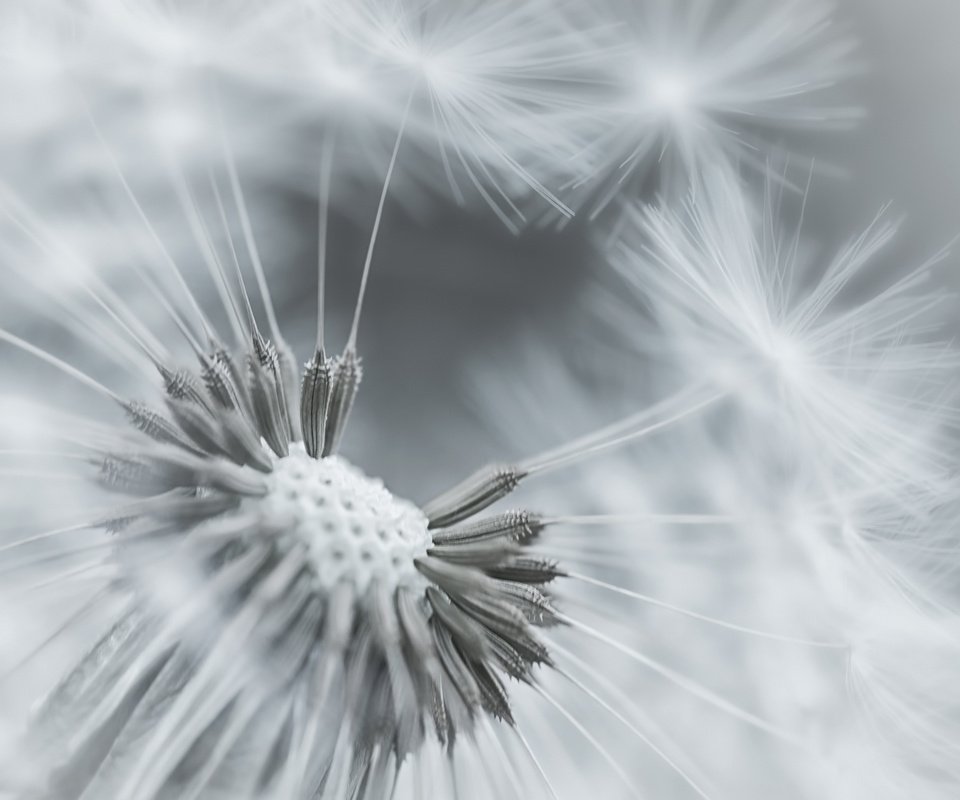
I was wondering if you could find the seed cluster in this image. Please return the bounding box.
[26,318,563,798]
[257,447,431,593]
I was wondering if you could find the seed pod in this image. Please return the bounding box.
[249,335,291,458]
[322,350,362,457]
[424,465,527,529]
[300,350,333,459]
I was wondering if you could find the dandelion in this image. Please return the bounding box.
[297,0,601,227]
[609,165,957,507]
[2,3,959,799]
[569,0,859,215]
[591,165,960,797]
[0,108,832,797]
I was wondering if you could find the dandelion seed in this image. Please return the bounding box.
[308,0,603,226]
[570,0,859,214]
[610,165,957,504]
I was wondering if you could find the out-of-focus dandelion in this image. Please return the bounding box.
[589,162,960,797]
[298,0,601,227]
[568,0,859,215]
[610,166,957,507]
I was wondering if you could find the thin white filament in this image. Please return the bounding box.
[533,684,639,794]
[566,571,848,647]
[346,84,417,353]
[554,612,804,745]
[217,110,282,342]
[553,656,712,799]
[0,189,167,369]
[82,103,213,342]
[479,716,529,799]
[510,725,561,800]
[0,521,92,556]
[317,128,337,351]
[208,169,258,338]
[551,639,714,799]
[165,155,246,346]
[0,329,121,404]
[521,386,727,475]
[542,512,739,527]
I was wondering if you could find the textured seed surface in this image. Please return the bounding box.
[255,444,432,592]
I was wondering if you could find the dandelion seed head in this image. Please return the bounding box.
[2,3,958,797]
[570,0,859,213]
[307,0,600,223]
[0,265,568,795]
[609,166,956,499]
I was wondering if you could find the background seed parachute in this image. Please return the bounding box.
[0,1,958,799]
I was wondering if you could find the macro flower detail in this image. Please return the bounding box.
[0,219,578,796]
[0,170,733,797]
[2,3,960,800]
